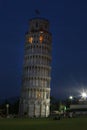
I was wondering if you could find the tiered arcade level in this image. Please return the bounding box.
[19,18,52,117]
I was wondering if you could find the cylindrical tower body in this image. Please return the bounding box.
[19,18,52,117]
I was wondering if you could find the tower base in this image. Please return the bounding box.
[19,99,50,117]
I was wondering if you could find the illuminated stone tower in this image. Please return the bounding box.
[19,17,52,117]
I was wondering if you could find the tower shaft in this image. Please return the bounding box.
[19,18,52,117]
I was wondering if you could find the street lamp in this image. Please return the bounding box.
[6,104,9,117]
[69,96,73,100]
[69,96,73,104]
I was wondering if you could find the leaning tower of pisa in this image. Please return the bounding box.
[19,17,52,117]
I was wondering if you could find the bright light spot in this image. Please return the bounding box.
[29,37,33,43]
[69,96,73,100]
[40,31,43,33]
[39,35,43,43]
[81,92,87,98]
[6,104,9,108]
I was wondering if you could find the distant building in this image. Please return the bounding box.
[19,17,52,117]
[68,98,87,116]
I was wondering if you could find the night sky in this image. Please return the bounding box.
[0,0,87,99]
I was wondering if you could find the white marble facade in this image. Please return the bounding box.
[19,18,52,117]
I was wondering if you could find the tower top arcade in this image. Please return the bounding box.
[29,18,50,32]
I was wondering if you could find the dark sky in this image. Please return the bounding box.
[0,0,87,99]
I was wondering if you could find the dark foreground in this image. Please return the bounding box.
[0,117,87,130]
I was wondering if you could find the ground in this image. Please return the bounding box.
[0,117,87,130]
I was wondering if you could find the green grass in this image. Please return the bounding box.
[0,117,87,130]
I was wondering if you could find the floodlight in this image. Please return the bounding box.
[81,92,87,98]
[69,96,73,100]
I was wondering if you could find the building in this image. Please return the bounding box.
[19,17,52,117]
[68,97,87,117]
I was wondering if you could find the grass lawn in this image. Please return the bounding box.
[0,117,87,130]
